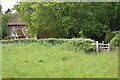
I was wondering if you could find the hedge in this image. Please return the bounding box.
[0,38,96,53]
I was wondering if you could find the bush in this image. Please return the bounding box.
[105,31,120,43]
[62,39,96,53]
[83,43,96,53]
[0,38,96,53]
[110,34,120,47]
[4,36,9,40]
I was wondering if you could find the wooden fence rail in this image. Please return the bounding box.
[91,41,110,52]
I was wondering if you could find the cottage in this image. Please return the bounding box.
[7,14,29,39]
[7,14,51,39]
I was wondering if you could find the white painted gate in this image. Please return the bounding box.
[92,41,110,52]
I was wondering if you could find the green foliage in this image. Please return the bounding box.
[110,34,120,47]
[2,13,12,39]
[82,22,109,41]
[0,5,1,12]
[105,31,120,43]
[0,38,95,53]
[14,2,120,41]
[0,5,1,43]
[83,43,96,53]
[61,38,96,53]
[4,36,9,40]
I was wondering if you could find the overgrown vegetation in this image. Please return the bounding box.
[0,38,96,53]
[2,43,118,78]
[105,31,120,43]
[110,34,120,47]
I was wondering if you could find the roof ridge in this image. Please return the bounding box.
[7,14,26,26]
[8,14,17,23]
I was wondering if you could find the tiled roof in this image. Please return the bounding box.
[7,14,26,26]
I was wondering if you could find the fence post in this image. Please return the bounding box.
[102,41,104,44]
[108,43,110,51]
[96,41,99,52]
[34,36,37,39]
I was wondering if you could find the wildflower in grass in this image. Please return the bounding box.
[20,71,23,73]
[87,71,89,73]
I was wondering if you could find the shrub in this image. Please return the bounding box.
[110,34,120,47]
[105,31,120,43]
[4,36,9,40]
[0,38,96,53]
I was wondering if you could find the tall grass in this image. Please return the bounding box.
[2,43,118,78]
[0,43,2,79]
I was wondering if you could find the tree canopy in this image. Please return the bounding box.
[14,2,120,41]
[2,9,12,39]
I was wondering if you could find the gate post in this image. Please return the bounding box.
[108,43,110,51]
[96,41,99,52]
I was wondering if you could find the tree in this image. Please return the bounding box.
[0,5,2,39]
[0,5,2,12]
[14,2,119,41]
[2,9,12,39]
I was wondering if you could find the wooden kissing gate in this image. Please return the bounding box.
[91,41,110,52]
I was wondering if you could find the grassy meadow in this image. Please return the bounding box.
[2,43,118,78]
